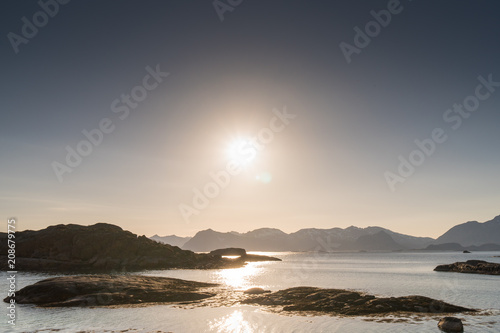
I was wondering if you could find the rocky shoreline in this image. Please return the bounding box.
[4,275,475,317]
[434,260,500,275]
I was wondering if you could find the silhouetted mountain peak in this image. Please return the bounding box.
[339,230,403,251]
[434,215,500,247]
[246,228,287,238]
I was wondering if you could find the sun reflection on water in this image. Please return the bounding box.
[209,310,255,333]
[215,262,262,290]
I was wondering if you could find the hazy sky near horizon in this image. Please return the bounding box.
[1,0,499,238]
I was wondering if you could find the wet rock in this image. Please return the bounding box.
[242,287,475,316]
[434,260,500,275]
[7,276,476,317]
[438,317,464,332]
[244,287,270,294]
[3,275,218,307]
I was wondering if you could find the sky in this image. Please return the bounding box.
[1,0,499,238]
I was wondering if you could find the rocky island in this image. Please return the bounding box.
[0,223,279,272]
[434,260,500,275]
[241,287,474,315]
[4,275,218,307]
[209,248,281,262]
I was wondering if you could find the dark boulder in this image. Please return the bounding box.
[438,317,464,332]
[244,287,270,294]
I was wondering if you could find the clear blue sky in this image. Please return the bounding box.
[1,0,499,237]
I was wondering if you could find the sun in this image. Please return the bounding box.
[225,137,257,166]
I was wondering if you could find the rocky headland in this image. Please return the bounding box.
[0,223,279,272]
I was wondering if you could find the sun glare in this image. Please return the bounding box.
[216,262,262,289]
[225,138,257,166]
[209,310,255,333]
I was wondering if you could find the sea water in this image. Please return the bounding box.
[1,251,499,332]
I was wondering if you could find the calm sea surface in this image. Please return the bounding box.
[2,251,500,332]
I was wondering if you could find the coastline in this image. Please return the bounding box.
[2,251,500,332]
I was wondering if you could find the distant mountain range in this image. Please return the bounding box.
[150,215,500,252]
[150,234,191,248]
[180,227,433,252]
